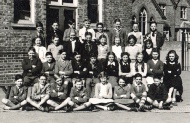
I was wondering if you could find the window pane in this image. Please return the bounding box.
[88,0,98,23]
[63,0,73,3]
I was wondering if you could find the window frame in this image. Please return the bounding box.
[48,0,77,7]
[139,8,147,35]
[181,6,187,19]
[159,4,166,16]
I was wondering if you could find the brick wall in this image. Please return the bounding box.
[0,0,47,83]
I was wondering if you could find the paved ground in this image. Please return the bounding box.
[0,71,190,123]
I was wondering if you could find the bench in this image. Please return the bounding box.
[0,83,15,99]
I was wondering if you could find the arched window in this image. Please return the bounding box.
[139,8,147,35]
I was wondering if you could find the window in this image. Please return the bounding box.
[181,6,187,19]
[132,15,137,25]
[139,8,147,35]
[88,0,98,23]
[63,0,73,3]
[159,4,166,16]
[14,0,35,24]
[48,0,77,6]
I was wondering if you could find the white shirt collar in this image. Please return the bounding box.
[108,61,115,66]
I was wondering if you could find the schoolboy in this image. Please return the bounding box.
[146,75,171,110]
[2,74,27,110]
[130,73,147,111]
[47,75,71,111]
[79,19,96,43]
[27,73,50,111]
[68,79,91,111]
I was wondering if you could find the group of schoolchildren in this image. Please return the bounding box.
[1,18,183,112]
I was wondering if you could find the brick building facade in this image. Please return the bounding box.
[0,0,132,83]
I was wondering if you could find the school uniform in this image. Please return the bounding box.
[86,61,102,97]
[70,86,89,105]
[63,28,78,42]
[64,38,82,60]
[79,27,96,43]
[147,83,168,102]
[9,86,27,104]
[147,59,163,84]
[97,44,109,63]
[22,57,42,86]
[142,48,152,63]
[33,46,47,63]
[41,61,56,83]
[31,83,50,101]
[47,43,63,60]
[114,85,134,104]
[103,60,119,87]
[109,28,126,46]
[71,59,87,78]
[163,62,183,94]
[125,45,141,62]
[49,83,68,103]
[81,41,98,61]
[112,45,124,60]
[119,61,133,84]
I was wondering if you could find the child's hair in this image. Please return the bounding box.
[150,21,157,26]
[90,52,98,58]
[153,75,162,80]
[28,47,36,53]
[106,52,117,61]
[134,73,142,79]
[135,52,145,72]
[32,36,43,45]
[75,78,83,84]
[39,73,47,79]
[73,51,81,56]
[127,34,137,44]
[144,39,153,49]
[99,34,107,41]
[52,35,60,41]
[151,48,160,54]
[98,71,108,79]
[46,52,53,57]
[58,49,67,55]
[96,22,104,28]
[120,52,131,63]
[68,19,75,25]
[52,21,59,25]
[133,22,138,26]
[166,50,179,63]
[36,21,43,28]
[85,32,92,37]
[114,18,121,23]
[83,18,91,23]
[118,76,126,83]
[15,74,23,81]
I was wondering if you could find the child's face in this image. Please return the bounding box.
[152,52,159,60]
[70,32,76,41]
[135,77,142,85]
[36,27,43,33]
[35,38,42,46]
[15,79,23,88]
[108,54,114,62]
[90,57,97,63]
[146,41,152,49]
[46,55,53,63]
[122,55,129,63]
[100,77,107,84]
[52,23,59,31]
[39,76,47,86]
[154,78,161,86]
[137,54,143,63]
[100,38,107,46]
[97,25,103,32]
[86,35,92,41]
[75,81,83,90]
[114,38,121,46]
[28,50,36,59]
[60,52,67,60]
[53,37,59,45]
[133,24,138,32]
[75,54,81,61]
[115,22,121,30]
[84,21,90,28]
[129,38,135,46]
[56,78,63,86]
[150,23,157,31]
[169,53,175,62]
[69,23,75,29]
[118,79,126,87]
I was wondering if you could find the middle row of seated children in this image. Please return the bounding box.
[2,72,172,112]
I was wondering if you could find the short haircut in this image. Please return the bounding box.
[99,34,107,40]
[45,52,53,57]
[36,21,43,28]
[98,71,108,79]
[52,21,59,25]
[150,21,157,26]
[39,73,47,79]
[153,75,162,80]
[152,48,159,54]
[90,53,98,58]
[85,32,92,37]
[75,78,83,84]
[128,34,137,44]
[59,49,67,55]
[96,22,104,28]
[28,47,36,53]
[83,18,91,23]
[15,74,23,81]
[133,22,139,25]
[68,19,75,25]
[114,18,121,23]
[73,51,81,56]
[134,73,142,78]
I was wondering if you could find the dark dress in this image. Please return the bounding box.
[163,62,183,95]
[142,49,152,63]
[71,59,87,78]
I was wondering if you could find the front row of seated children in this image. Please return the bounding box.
[2,72,173,112]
